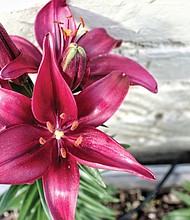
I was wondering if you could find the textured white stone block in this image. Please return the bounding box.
[1,0,190,160]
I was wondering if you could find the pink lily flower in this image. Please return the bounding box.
[0,23,42,81]
[35,0,157,93]
[0,34,155,220]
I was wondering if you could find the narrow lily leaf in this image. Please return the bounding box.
[182,182,190,192]
[78,191,118,217]
[76,70,129,127]
[78,28,122,59]
[36,179,53,220]
[80,173,107,195]
[35,202,48,220]
[90,54,158,93]
[79,164,106,188]
[162,208,190,220]
[10,81,32,98]
[18,184,38,220]
[121,143,131,149]
[173,190,190,206]
[0,185,28,213]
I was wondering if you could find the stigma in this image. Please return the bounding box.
[54,130,64,140]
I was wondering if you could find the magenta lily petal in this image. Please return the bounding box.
[0,124,52,184]
[0,79,11,89]
[11,35,42,65]
[0,23,20,68]
[75,71,129,127]
[67,127,155,181]
[43,153,79,220]
[0,88,34,127]
[90,54,158,93]
[32,34,78,124]
[1,51,39,79]
[35,0,76,54]
[0,25,40,80]
[78,28,122,59]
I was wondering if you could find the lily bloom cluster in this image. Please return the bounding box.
[0,0,157,220]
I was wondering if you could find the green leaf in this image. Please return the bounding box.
[29,200,48,220]
[36,179,53,220]
[182,182,190,192]
[0,185,28,213]
[162,208,190,220]
[18,184,39,220]
[173,190,190,206]
[121,143,130,149]
[79,165,106,188]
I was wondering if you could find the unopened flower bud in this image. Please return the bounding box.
[61,43,89,90]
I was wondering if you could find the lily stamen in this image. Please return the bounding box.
[74,135,83,147]
[66,15,73,19]
[39,137,46,145]
[60,147,67,158]
[70,121,79,131]
[60,113,66,119]
[53,21,64,25]
[80,17,85,28]
[46,121,55,133]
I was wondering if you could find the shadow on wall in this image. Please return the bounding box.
[69,6,136,41]
[69,5,182,44]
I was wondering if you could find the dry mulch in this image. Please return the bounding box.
[105,186,186,220]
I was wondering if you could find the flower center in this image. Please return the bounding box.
[38,115,83,159]
[54,130,64,140]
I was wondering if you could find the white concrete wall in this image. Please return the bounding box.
[1,0,190,161]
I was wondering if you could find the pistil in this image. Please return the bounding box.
[54,130,64,140]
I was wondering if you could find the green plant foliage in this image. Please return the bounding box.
[162,208,190,220]
[162,182,190,220]
[0,166,119,220]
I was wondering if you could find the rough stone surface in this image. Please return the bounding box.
[1,0,190,163]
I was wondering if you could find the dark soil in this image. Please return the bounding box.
[105,186,187,220]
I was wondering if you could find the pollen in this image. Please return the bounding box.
[60,148,67,158]
[74,135,83,147]
[80,16,85,28]
[54,21,64,25]
[54,130,64,140]
[46,121,54,133]
[60,113,66,119]
[39,137,46,145]
[63,28,72,37]
[70,121,79,131]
